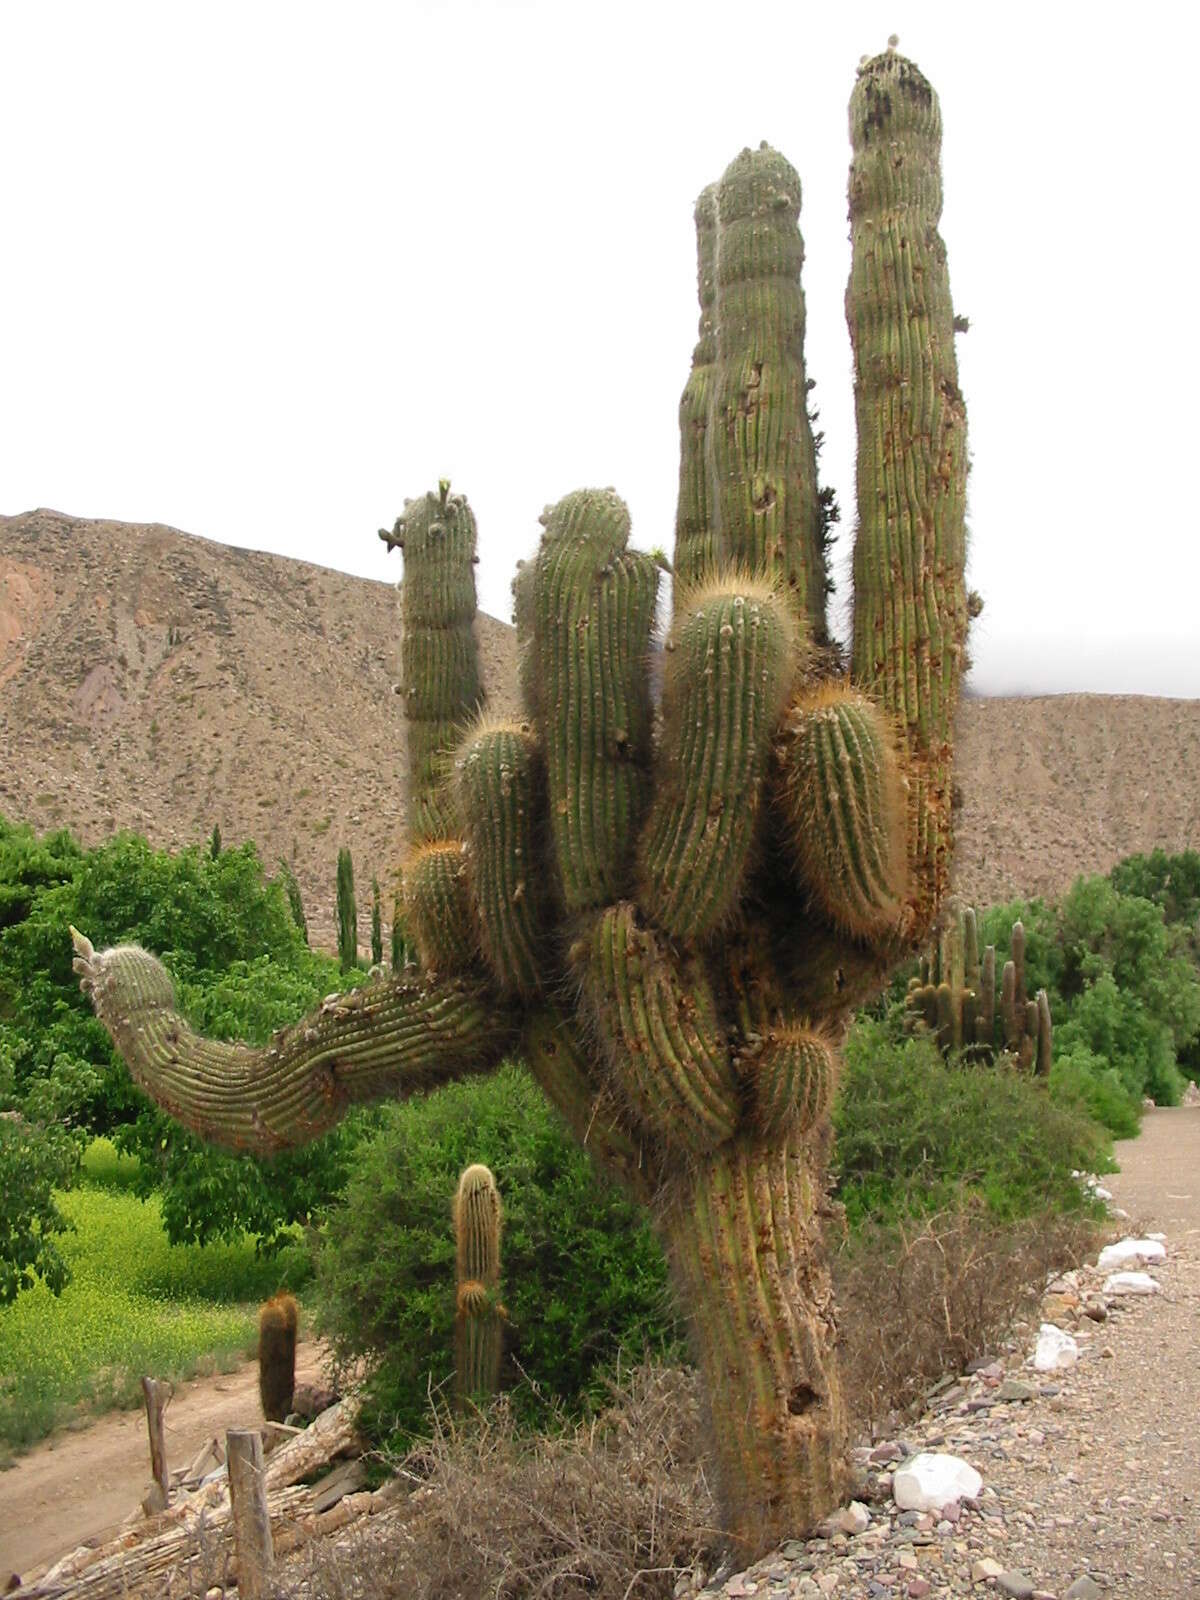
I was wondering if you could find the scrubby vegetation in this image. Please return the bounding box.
[0,1140,305,1454]
[1,812,1194,1481]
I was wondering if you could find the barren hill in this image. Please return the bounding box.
[1,509,1196,945]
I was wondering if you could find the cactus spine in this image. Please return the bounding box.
[453,1164,504,1406]
[74,44,971,1558]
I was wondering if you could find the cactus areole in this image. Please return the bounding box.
[72,47,970,1558]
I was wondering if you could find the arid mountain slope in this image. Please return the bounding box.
[1,509,1196,944]
[0,509,517,948]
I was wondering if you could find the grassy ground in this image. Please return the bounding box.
[0,1140,306,1459]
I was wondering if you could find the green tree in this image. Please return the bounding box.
[336,848,357,974]
[1110,848,1200,931]
[275,857,308,945]
[209,823,222,860]
[0,820,364,1258]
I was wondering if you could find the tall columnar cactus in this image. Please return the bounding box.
[71,46,971,1557]
[907,903,1053,1073]
[453,1163,504,1406]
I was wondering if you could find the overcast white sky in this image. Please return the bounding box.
[2,2,1197,697]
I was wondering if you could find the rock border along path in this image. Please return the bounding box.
[687,1106,1200,1600]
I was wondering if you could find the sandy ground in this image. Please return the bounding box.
[0,1339,329,1581]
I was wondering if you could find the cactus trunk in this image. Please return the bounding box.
[657,1135,847,1555]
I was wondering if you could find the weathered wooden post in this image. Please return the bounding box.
[226,1428,274,1599]
[140,1376,172,1510]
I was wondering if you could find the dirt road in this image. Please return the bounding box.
[0,1340,328,1581]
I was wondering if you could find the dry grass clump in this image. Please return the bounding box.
[835,1205,1100,1428]
[283,1364,720,1600]
[265,1211,1094,1598]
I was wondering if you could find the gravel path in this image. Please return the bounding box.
[694,1106,1200,1600]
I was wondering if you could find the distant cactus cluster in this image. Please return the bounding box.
[906,902,1052,1073]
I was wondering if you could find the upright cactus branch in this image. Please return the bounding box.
[847,49,968,919]
[74,43,972,1559]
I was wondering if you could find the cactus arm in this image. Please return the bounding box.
[531,489,658,912]
[673,184,720,598]
[387,484,483,847]
[846,49,968,926]
[584,902,740,1156]
[777,683,910,944]
[708,146,827,637]
[454,717,549,997]
[71,930,517,1156]
[641,576,796,939]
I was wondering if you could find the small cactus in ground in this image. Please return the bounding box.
[258,1292,298,1423]
[906,902,1052,1074]
[73,45,973,1557]
[453,1164,504,1406]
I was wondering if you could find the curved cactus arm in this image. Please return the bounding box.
[846,48,968,926]
[776,682,910,946]
[71,929,518,1156]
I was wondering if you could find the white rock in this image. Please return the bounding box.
[1092,1185,1113,1201]
[1147,1231,1167,1243]
[1034,1322,1079,1371]
[1103,1271,1160,1296]
[892,1452,982,1512]
[1097,1237,1166,1270]
[1110,1207,1130,1219]
[822,1500,870,1536]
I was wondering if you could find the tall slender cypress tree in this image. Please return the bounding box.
[336,847,357,974]
[371,876,383,967]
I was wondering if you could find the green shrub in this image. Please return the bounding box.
[1049,1043,1141,1140]
[313,1064,681,1447]
[832,1012,1110,1228]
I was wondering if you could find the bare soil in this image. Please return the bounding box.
[0,1340,328,1580]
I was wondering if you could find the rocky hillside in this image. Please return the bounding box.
[2,509,1196,944]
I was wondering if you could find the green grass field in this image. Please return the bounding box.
[0,1140,307,1458]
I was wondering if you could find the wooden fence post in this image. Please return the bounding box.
[227,1427,274,1599]
[141,1376,172,1509]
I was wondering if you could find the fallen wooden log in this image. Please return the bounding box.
[11,1397,362,1599]
[264,1396,360,1491]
